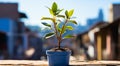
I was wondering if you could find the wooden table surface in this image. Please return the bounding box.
[0,60,120,66]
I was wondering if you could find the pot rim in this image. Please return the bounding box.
[46,50,71,56]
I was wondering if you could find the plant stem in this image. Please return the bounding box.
[53,16,61,49]
[58,19,68,49]
[53,16,68,49]
[58,37,61,49]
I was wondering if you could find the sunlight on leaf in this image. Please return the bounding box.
[63,35,74,39]
[68,9,74,17]
[61,26,66,34]
[46,6,54,16]
[66,26,74,30]
[41,17,54,21]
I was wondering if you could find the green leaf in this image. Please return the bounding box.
[49,9,54,16]
[57,15,65,18]
[41,17,53,21]
[58,27,62,33]
[45,32,54,39]
[69,20,77,24]
[63,35,74,39]
[66,26,74,30]
[65,10,69,19]
[56,9,64,15]
[61,27,66,34]
[68,9,74,17]
[42,22,51,27]
[48,8,54,16]
[52,2,57,12]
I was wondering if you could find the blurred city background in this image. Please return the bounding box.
[0,0,120,61]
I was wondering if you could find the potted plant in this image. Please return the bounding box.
[41,2,77,66]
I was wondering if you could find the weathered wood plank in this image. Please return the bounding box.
[0,60,120,66]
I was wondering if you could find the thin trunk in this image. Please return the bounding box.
[53,16,61,49]
[58,19,68,49]
[58,40,61,49]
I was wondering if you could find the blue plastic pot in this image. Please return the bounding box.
[46,50,71,66]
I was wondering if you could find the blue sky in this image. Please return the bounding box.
[0,0,120,27]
